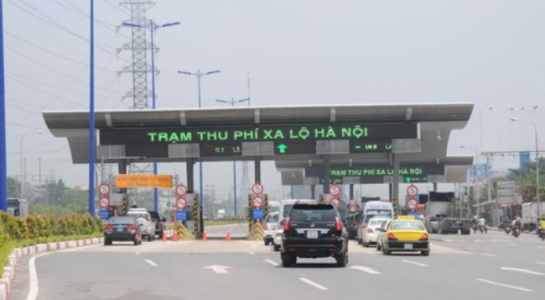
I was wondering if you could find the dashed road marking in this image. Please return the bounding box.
[300,278,328,291]
[350,265,381,274]
[537,261,545,265]
[500,267,544,276]
[135,252,141,256]
[265,259,279,266]
[480,253,496,257]
[145,259,158,267]
[477,279,533,292]
[401,259,428,267]
[248,252,255,255]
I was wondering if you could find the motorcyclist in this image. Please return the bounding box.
[512,217,522,236]
[477,216,487,233]
[538,218,545,237]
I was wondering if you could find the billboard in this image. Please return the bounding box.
[496,181,515,205]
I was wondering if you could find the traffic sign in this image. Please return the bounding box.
[175,184,188,196]
[98,197,110,209]
[252,196,264,208]
[176,210,187,221]
[251,183,264,195]
[406,184,419,197]
[176,197,188,210]
[407,198,418,210]
[98,209,110,221]
[330,197,341,209]
[98,183,110,195]
[329,184,341,196]
[253,209,264,220]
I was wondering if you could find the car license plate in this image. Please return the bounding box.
[116,227,124,232]
[307,230,318,239]
[404,243,413,250]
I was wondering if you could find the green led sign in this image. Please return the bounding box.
[350,140,392,153]
[274,141,316,155]
[100,123,417,145]
[200,142,242,157]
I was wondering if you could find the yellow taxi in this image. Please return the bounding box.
[377,216,430,256]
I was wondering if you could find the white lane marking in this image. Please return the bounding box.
[537,261,545,265]
[401,259,428,267]
[25,252,50,300]
[145,259,158,267]
[248,252,255,255]
[480,253,496,257]
[300,278,328,291]
[500,267,544,276]
[205,265,231,274]
[135,252,141,256]
[265,259,279,266]
[350,265,381,274]
[477,279,533,292]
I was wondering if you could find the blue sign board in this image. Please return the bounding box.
[253,209,264,220]
[177,210,187,222]
[98,209,110,221]
[520,152,531,171]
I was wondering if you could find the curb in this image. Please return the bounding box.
[0,237,104,300]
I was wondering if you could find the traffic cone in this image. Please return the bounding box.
[226,230,231,242]
[161,231,167,242]
[173,231,179,242]
[203,231,208,242]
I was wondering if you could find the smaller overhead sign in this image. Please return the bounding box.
[329,184,341,196]
[98,183,110,195]
[251,183,264,195]
[115,175,173,189]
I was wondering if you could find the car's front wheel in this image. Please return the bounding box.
[273,245,281,252]
[104,238,112,246]
[382,247,391,255]
[147,234,153,241]
[264,239,271,246]
[421,250,430,256]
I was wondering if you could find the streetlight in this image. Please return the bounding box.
[178,69,221,211]
[123,20,180,211]
[460,145,484,217]
[0,0,7,212]
[20,130,42,200]
[511,117,541,219]
[216,97,249,216]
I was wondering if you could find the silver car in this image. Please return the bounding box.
[358,218,389,247]
[263,212,280,246]
[127,210,156,241]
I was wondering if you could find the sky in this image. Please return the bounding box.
[3,0,545,203]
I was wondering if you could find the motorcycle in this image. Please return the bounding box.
[538,228,545,241]
[504,225,511,235]
[512,227,521,238]
[478,224,488,234]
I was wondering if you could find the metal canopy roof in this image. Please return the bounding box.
[43,103,474,179]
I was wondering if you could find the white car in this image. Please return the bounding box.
[263,212,280,246]
[272,220,286,252]
[359,218,389,247]
[127,209,156,241]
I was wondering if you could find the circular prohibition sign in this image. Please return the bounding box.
[406,184,419,197]
[251,183,265,195]
[175,184,188,196]
[252,196,264,208]
[176,197,188,210]
[98,183,110,195]
[98,197,110,209]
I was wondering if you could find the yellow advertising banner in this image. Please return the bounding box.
[115,175,173,188]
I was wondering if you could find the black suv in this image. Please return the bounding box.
[147,211,166,238]
[281,203,349,267]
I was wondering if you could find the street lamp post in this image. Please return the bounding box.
[216,97,249,216]
[20,130,42,200]
[460,146,482,215]
[178,69,221,206]
[511,117,541,219]
[0,0,7,212]
[123,20,180,211]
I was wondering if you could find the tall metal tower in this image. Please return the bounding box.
[119,0,155,109]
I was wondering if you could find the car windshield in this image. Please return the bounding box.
[390,221,425,231]
[369,219,388,227]
[267,214,279,222]
[107,217,135,225]
[290,205,337,222]
[129,213,148,220]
